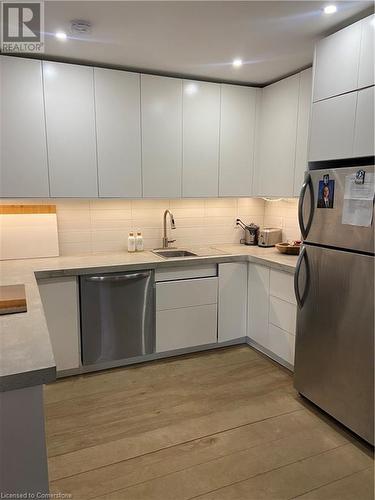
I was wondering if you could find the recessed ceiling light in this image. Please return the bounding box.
[55,31,67,40]
[232,58,243,68]
[323,5,337,14]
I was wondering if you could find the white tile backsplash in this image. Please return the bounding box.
[0,197,299,255]
[264,198,300,242]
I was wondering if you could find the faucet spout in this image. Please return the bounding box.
[162,210,176,248]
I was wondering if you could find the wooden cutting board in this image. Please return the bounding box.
[0,204,59,260]
[0,284,27,315]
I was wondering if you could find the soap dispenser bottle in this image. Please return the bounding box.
[127,232,136,252]
[136,232,144,252]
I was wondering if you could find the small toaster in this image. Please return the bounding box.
[258,228,282,247]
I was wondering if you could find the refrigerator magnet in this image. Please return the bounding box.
[317,178,335,208]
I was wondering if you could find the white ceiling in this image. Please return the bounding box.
[42,0,373,85]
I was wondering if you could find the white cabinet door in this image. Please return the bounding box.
[358,15,375,89]
[43,62,98,197]
[219,85,258,197]
[156,304,217,352]
[313,20,361,102]
[94,68,142,197]
[294,68,312,196]
[309,92,357,161]
[182,80,220,197]
[247,263,270,349]
[141,75,182,198]
[255,73,300,197]
[354,86,375,157]
[0,57,49,197]
[218,263,247,342]
[38,277,80,372]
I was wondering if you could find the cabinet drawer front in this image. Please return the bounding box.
[156,304,217,352]
[270,269,296,304]
[155,264,217,282]
[269,296,296,335]
[156,277,218,311]
[268,323,295,366]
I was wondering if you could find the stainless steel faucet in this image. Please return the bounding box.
[162,209,176,248]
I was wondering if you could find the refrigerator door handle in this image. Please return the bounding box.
[294,246,310,309]
[298,172,314,240]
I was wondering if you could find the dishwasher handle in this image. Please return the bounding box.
[85,272,151,283]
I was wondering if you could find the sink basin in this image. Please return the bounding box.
[153,249,198,258]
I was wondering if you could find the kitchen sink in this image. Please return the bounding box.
[153,249,198,258]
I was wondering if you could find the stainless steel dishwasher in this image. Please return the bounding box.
[79,270,155,365]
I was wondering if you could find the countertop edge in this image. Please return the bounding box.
[0,366,56,393]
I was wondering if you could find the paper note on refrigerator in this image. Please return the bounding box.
[342,172,374,227]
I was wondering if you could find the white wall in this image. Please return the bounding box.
[0,197,299,255]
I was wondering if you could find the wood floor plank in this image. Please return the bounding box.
[193,444,373,500]
[44,346,262,405]
[50,409,322,499]
[45,361,292,457]
[91,425,348,500]
[48,389,301,480]
[45,359,285,432]
[45,346,374,500]
[292,467,374,500]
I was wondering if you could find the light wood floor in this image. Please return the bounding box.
[44,346,374,500]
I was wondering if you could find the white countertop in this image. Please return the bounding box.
[0,244,298,392]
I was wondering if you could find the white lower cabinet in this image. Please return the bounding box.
[248,263,297,368]
[156,277,218,352]
[37,277,80,372]
[218,263,247,342]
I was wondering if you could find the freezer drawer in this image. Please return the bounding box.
[80,271,155,365]
[299,165,374,253]
[294,244,374,444]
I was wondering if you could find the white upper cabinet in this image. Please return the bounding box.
[313,20,361,102]
[182,81,220,197]
[358,14,375,88]
[141,75,182,198]
[309,92,357,161]
[219,85,258,197]
[43,62,98,197]
[254,73,300,197]
[94,68,142,198]
[354,87,375,157]
[294,68,313,196]
[0,57,49,197]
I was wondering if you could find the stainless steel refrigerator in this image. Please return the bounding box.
[294,163,374,445]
